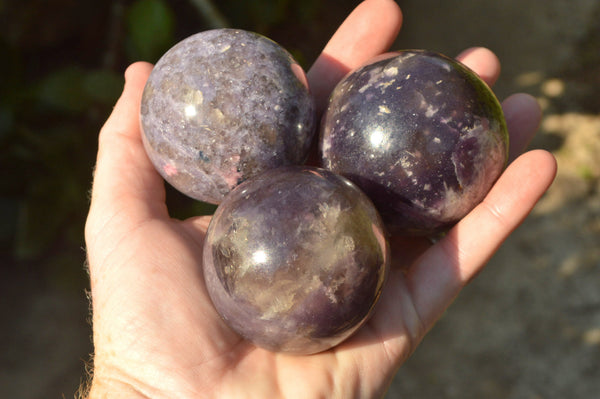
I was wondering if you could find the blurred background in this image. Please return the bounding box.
[0,0,598,398]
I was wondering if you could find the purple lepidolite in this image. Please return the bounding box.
[203,166,389,354]
[320,50,509,235]
[140,29,316,203]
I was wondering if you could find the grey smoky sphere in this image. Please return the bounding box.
[140,29,316,204]
[320,50,509,235]
[203,166,389,354]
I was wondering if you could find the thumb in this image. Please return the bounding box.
[86,62,167,248]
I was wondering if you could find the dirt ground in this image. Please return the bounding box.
[387,0,600,397]
[2,1,599,398]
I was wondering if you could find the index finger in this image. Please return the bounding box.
[307,0,403,113]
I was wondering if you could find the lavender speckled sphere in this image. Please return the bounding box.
[203,166,389,354]
[320,50,509,235]
[140,29,316,203]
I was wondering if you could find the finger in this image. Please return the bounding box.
[456,49,543,162]
[456,47,501,87]
[502,93,542,162]
[307,0,403,112]
[87,62,166,240]
[405,149,557,329]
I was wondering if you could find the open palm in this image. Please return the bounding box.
[84,1,557,397]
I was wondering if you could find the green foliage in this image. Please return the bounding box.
[127,0,176,62]
[36,67,123,113]
[219,0,320,33]
[1,63,123,261]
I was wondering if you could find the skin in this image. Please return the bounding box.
[83,0,557,397]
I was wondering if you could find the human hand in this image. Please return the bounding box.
[83,0,557,397]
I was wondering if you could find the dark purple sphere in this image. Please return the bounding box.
[203,166,389,354]
[140,29,316,204]
[320,50,509,235]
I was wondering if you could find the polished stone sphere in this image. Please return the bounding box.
[140,29,316,204]
[320,50,509,235]
[203,166,389,354]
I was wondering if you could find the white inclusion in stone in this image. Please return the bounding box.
[377,80,395,90]
[399,155,413,171]
[440,116,452,125]
[378,105,391,114]
[384,66,399,77]
[184,104,197,118]
[213,108,225,120]
[359,84,371,93]
[425,104,439,118]
[321,133,332,157]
